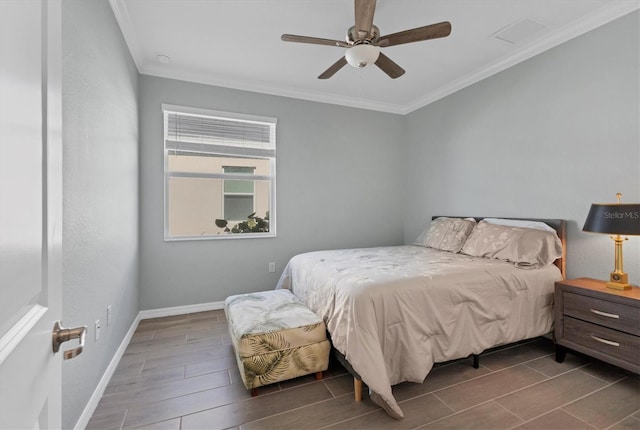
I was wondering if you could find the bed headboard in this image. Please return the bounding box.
[432,216,566,279]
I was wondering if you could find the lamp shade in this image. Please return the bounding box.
[345,44,380,68]
[583,204,640,236]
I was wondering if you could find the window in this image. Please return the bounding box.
[163,104,276,240]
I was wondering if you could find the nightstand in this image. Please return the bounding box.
[554,278,640,374]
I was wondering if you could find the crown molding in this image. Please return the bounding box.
[110,0,639,116]
[403,0,640,114]
[109,0,143,73]
[139,63,408,114]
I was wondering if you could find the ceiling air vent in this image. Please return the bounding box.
[493,19,546,44]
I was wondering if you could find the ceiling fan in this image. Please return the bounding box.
[281,0,451,79]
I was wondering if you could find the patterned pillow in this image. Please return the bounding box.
[413,217,476,253]
[461,220,562,268]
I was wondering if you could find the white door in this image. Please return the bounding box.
[0,1,66,428]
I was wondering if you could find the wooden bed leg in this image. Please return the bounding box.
[250,388,258,397]
[354,378,362,402]
[315,371,323,380]
[473,354,479,369]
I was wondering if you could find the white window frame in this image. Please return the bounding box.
[163,104,276,241]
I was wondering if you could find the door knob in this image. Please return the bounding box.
[52,321,87,360]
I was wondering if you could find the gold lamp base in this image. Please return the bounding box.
[606,281,632,291]
[606,271,632,290]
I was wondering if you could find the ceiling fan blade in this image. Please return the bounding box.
[378,21,451,47]
[318,57,348,79]
[374,53,405,79]
[281,34,350,48]
[354,0,376,39]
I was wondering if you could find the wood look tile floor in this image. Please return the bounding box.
[87,310,640,430]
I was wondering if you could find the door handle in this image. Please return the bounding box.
[52,321,87,360]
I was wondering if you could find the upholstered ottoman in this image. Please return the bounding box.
[224,289,330,396]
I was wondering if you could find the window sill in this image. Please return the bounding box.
[164,232,276,242]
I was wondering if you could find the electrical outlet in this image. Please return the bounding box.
[107,305,112,326]
[95,320,101,341]
[268,262,276,273]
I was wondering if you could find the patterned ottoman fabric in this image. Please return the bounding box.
[224,289,330,391]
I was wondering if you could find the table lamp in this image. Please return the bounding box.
[583,193,640,290]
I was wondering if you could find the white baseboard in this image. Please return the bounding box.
[138,301,225,320]
[74,301,225,429]
[74,312,142,430]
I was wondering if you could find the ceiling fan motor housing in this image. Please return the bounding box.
[347,25,380,44]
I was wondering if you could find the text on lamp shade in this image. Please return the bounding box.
[603,211,640,219]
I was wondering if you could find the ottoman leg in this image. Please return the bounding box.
[315,371,323,380]
[354,378,362,402]
[250,388,258,397]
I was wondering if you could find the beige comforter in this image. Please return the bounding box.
[275,245,562,419]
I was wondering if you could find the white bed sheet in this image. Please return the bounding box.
[276,245,562,419]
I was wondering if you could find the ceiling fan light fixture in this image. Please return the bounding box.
[345,44,380,68]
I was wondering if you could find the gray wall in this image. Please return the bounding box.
[403,11,640,284]
[61,1,139,428]
[56,5,638,427]
[139,76,406,309]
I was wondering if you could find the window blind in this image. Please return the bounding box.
[163,105,276,157]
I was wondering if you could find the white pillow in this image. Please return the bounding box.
[483,218,557,234]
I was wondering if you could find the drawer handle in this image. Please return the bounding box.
[590,334,620,347]
[590,309,619,319]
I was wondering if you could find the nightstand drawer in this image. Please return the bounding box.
[563,292,640,336]
[565,317,640,366]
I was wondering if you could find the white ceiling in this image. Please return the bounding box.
[110,0,638,114]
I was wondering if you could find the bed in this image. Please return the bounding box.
[275,217,566,419]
